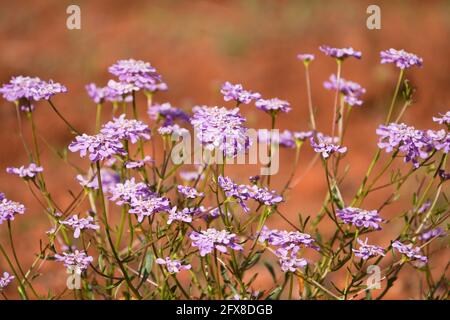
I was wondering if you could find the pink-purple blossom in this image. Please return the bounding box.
[259,226,318,250]
[167,206,194,224]
[177,185,204,199]
[392,240,427,263]
[108,59,162,90]
[276,246,308,272]
[255,98,291,114]
[125,156,153,169]
[101,114,151,144]
[0,197,25,224]
[352,238,386,260]
[297,53,315,63]
[109,178,153,206]
[148,102,189,125]
[6,163,43,179]
[380,49,423,69]
[60,214,100,238]
[55,250,93,274]
[323,74,366,106]
[419,228,445,241]
[220,81,261,105]
[433,111,450,126]
[129,195,171,223]
[0,272,14,290]
[310,133,347,158]
[336,207,383,230]
[156,257,191,273]
[319,45,362,60]
[69,133,126,162]
[190,228,243,256]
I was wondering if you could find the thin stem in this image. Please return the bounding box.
[384,69,404,125]
[95,103,102,132]
[48,99,80,135]
[331,60,342,137]
[304,64,316,130]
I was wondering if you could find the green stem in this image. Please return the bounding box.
[384,69,404,125]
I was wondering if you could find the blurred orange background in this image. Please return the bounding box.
[0,0,449,299]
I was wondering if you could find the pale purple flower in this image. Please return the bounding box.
[417,200,431,214]
[129,196,171,223]
[125,156,153,169]
[297,53,315,63]
[6,163,43,179]
[259,226,318,251]
[0,197,25,224]
[167,206,193,224]
[85,83,110,104]
[107,80,138,97]
[60,214,99,239]
[246,185,283,206]
[255,98,291,114]
[145,81,168,93]
[109,178,153,206]
[336,207,383,230]
[179,170,204,182]
[380,49,423,69]
[0,272,14,290]
[190,228,243,256]
[177,185,204,199]
[191,106,250,158]
[55,250,93,274]
[323,74,366,106]
[392,240,427,263]
[108,59,162,90]
[352,238,386,260]
[276,246,308,272]
[69,133,126,162]
[218,176,251,212]
[156,257,191,274]
[426,129,450,154]
[419,228,445,241]
[220,81,261,105]
[76,168,119,192]
[101,114,151,144]
[279,130,296,148]
[148,102,189,125]
[433,111,450,126]
[310,133,347,158]
[319,45,362,60]
[157,124,189,138]
[293,131,314,142]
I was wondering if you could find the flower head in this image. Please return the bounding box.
[419,228,445,241]
[76,168,119,192]
[0,272,14,290]
[109,178,153,206]
[55,250,93,274]
[148,102,189,125]
[323,74,366,106]
[255,98,291,114]
[101,114,151,144]
[380,49,423,69]
[69,133,126,162]
[157,124,189,138]
[392,240,427,263]
[336,207,383,230]
[310,133,347,158]
[129,196,171,222]
[60,214,100,239]
[433,111,450,126]
[6,163,43,179]
[108,59,162,90]
[190,228,243,256]
[85,83,111,104]
[319,46,362,60]
[0,197,25,224]
[352,238,386,260]
[125,156,154,169]
[177,185,204,199]
[156,257,191,273]
[297,53,315,64]
[259,226,318,250]
[276,246,308,272]
[220,81,261,105]
[167,206,194,224]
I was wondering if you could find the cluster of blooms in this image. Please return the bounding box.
[179,166,204,182]
[392,241,428,263]
[336,207,383,230]
[6,163,43,179]
[177,185,204,199]
[433,111,450,126]
[274,130,314,148]
[0,272,14,290]
[157,124,189,137]
[323,74,366,106]
[109,178,152,205]
[129,195,171,223]
[352,238,386,260]
[255,98,291,114]
[276,246,308,272]
[54,250,94,274]
[0,196,25,224]
[60,214,99,239]
[319,45,362,60]
[167,206,194,224]
[125,156,153,169]
[148,102,189,126]
[108,58,163,91]
[309,133,347,158]
[100,114,151,143]
[380,49,423,69]
[191,106,250,158]
[220,81,261,105]
[190,228,243,256]
[77,168,119,192]
[419,228,445,241]
[69,133,126,162]
[156,257,191,274]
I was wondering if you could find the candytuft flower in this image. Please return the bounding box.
[129,195,171,223]
[380,48,423,69]
[0,272,14,290]
[433,111,450,126]
[259,226,318,250]
[60,214,100,239]
[76,168,119,192]
[323,74,366,106]
[336,207,383,230]
[352,238,386,260]
[156,257,191,274]
[319,45,362,60]
[148,102,189,125]
[125,156,154,169]
[392,240,427,263]
[419,228,445,241]
[177,185,204,199]
[109,178,153,206]
[220,81,261,105]
[276,246,308,272]
[6,163,43,179]
[68,133,126,162]
[310,133,347,158]
[255,98,291,114]
[0,197,25,224]
[85,83,111,104]
[297,53,315,64]
[108,59,162,90]
[190,228,243,256]
[101,114,151,144]
[55,250,93,274]
[167,206,194,224]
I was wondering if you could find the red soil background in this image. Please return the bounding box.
[0,0,449,299]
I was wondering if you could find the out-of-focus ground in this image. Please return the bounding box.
[0,0,449,299]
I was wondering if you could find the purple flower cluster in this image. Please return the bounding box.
[106,80,138,96]
[108,59,162,91]
[101,114,151,144]
[148,102,189,125]
[0,197,25,224]
[156,257,191,273]
[179,167,204,182]
[274,130,314,148]
[323,74,366,106]
[6,163,43,179]
[125,156,153,169]
[190,228,243,256]
[419,228,445,241]
[167,206,193,224]
[433,111,450,126]
[297,53,315,63]
[392,241,427,263]
[319,45,362,60]
[276,246,308,272]
[177,185,204,199]
[259,226,318,250]
[129,195,171,223]
[86,83,121,104]
[69,133,126,162]
[55,250,93,274]
[255,98,291,114]
[220,81,261,105]
[380,49,423,69]
[157,124,189,137]
[77,168,119,192]
[109,178,153,206]
[352,238,386,260]
[0,272,14,290]
[60,214,99,239]
[336,207,383,230]
[191,106,250,158]
[310,133,347,158]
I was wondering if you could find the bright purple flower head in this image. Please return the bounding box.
[108,59,162,90]
[278,130,296,148]
[259,226,318,251]
[129,195,171,223]
[85,83,110,104]
[55,250,93,274]
[297,53,315,64]
[101,114,151,144]
[148,102,189,125]
[310,133,347,159]
[276,246,308,272]
[157,124,189,138]
[255,98,291,114]
[419,228,445,241]
[107,80,138,97]
[109,178,153,206]
[426,129,450,154]
[433,111,450,126]
[380,49,423,69]
[352,238,386,260]
[60,214,100,239]
[336,207,383,230]
[392,240,427,263]
[220,81,261,105]
[167,206,194,225]
[177,185,204,199]
[191,106,251,158]
[0,272,14,290]
[190,228,243,256]
[323,74,366,106]
[156,257,191,274]
[0,197,25,224]
[319,46,362,60]
[69,133,126,162]
[6,163,43,179]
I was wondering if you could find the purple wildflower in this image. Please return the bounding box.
[392,240,427,263]
[220,81,261,105]
[179,170,204,182]
[433,111,450,126]
[276,246,308,272]
[167,206,193,224]
[129,196,171,223]
[426,129,450,154]
[255,98,291,114]
[310,133,347,158]
[76,168,119,192]
[336,207,383,230]
[108,59,162,90]
[177,185,204,199]
[6,163,43,179]
[259,226,318,250]
[125,156,153,169]
[68,133,126,162]
[60,214,99,239]
[55,250,93,274]
[156,257,191,274]
[352,238,386,260]
[148,102,189,125]
[380,49,423,69]
[0,197,25,224]
[419,228,445,241]
[191,106,250,158]
[279,130,296,148]
[190,228,243,256]
[101,114,151,144]
[145,81,168,93]
[319,45,362,60]
[323,74,366,106]
[157,124,189,138]
[85,83,110,104]
[417,200,432,214]
[293,131,314,142]
[109,178,152,206]
[297,53,315,64]
[247,185,283,206]
[0,272,14,290]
